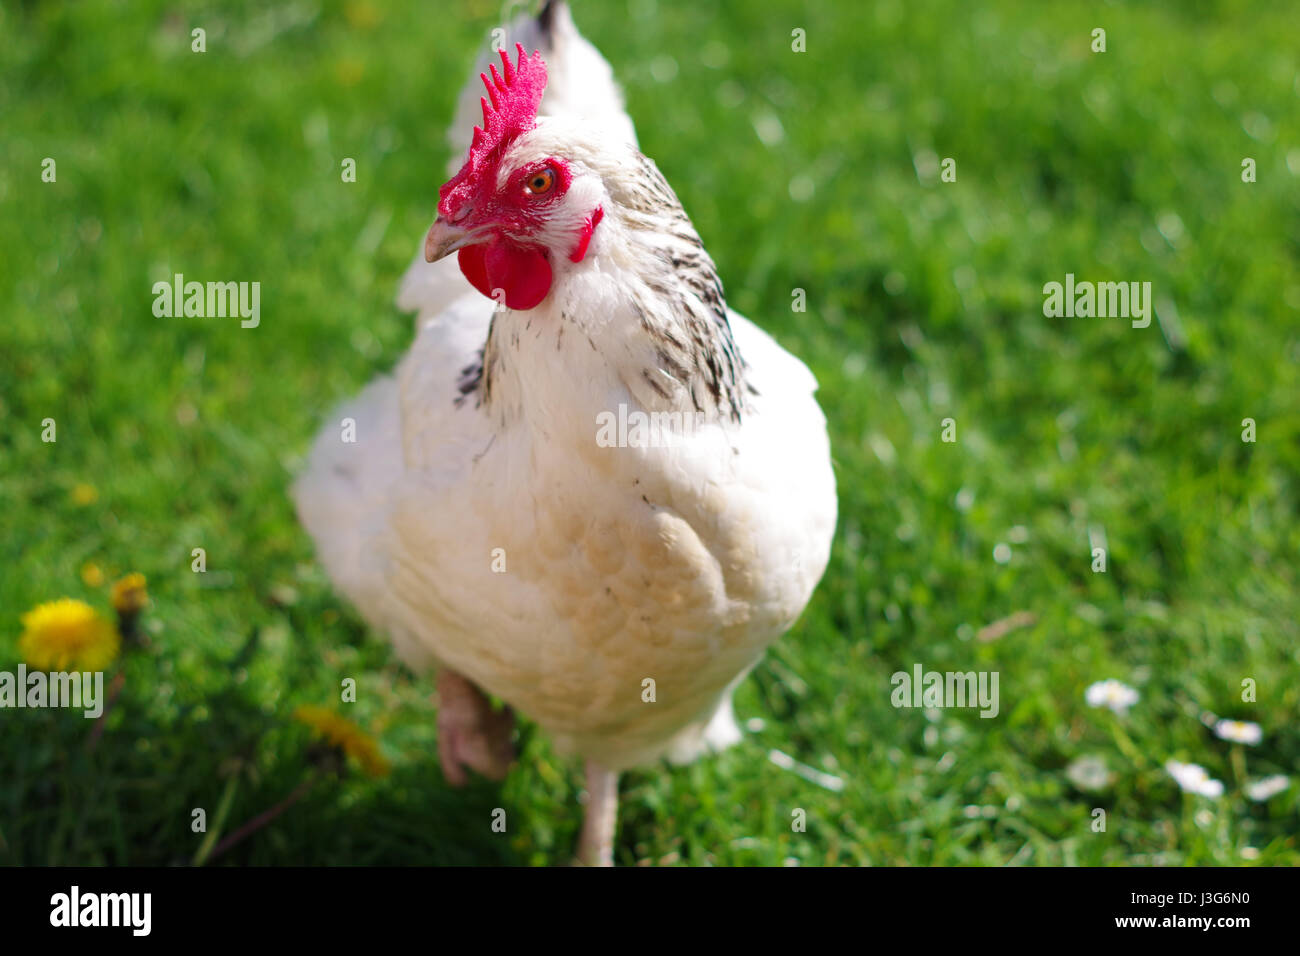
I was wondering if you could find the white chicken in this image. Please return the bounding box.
[293,1,836,865]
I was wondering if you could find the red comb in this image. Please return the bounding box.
[438,44,548,218]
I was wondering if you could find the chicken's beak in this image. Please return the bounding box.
[424,217,486,263]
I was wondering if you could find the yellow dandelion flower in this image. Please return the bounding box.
[343,0,380,30]
[110,573,149,616]
[71,483,98,506]
[294,705,391,778]
[19,599,120,671]
[80,563,104,587]
[334,58,365,87]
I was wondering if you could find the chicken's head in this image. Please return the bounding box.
[424,44,605,311]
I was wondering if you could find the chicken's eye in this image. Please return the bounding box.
[525,168,556,196]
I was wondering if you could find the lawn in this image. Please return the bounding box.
[1,0,1296,865]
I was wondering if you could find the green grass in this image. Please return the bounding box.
[1,0,1297,865]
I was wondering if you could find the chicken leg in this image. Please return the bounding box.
[575,760,619,866]
[436,669,516,786]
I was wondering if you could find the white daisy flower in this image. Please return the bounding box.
[1066,755,1114,792]
[1245,775,1289,802]
[1213,719,1262,746]
[1165,760,1225,799]
[1085,679,1139,715]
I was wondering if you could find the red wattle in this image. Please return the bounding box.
[569,206,603,263]
[458,241,552,311]
[458,244,492,300]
